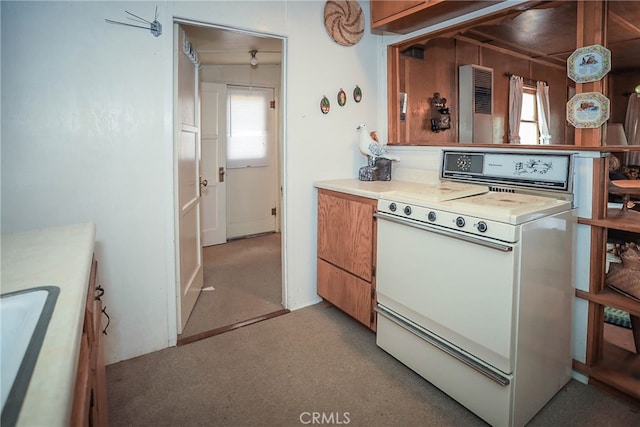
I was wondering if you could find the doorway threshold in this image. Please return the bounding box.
[177,308,290,346]
[228,231,277,241]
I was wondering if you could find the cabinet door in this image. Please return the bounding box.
[371,0,426,24]
[371,1,501,35]
[318,259,372,326]
[317,191,374,281]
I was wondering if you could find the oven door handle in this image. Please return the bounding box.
[374,212,513,252]
[375,305,511,387]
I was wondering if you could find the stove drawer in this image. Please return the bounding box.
[376,312,513,427]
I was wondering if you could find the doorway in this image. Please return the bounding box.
[175,21,287,343]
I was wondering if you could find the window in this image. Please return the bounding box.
[226,86,272,168]
[519,87,539,145]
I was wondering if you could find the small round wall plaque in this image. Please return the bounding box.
[353,85,362,102]
[337,89,346,106]
[320,96,330,114]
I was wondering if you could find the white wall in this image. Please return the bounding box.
[1,1,380,363]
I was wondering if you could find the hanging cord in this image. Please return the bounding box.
[95,285,110,335]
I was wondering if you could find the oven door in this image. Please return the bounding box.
[375,213,519,374]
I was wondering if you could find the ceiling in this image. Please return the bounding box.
[181,2,639,72]
[182,24,283,66]
[456,1,640,73]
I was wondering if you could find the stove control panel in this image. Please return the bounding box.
[441,150,572,192]
[377,198,518,243]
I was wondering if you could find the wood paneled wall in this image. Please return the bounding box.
[394,38,570,145]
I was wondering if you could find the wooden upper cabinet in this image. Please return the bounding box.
[370,1,501,34]
[371,1,426,25]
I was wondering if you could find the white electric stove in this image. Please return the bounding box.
[375,150,576,427]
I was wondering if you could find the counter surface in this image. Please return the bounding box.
[1,223,96,426]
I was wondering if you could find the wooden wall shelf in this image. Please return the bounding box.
[578,209,640,234]
[576,288,640,318]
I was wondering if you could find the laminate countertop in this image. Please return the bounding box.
[314,179,413,199]
[1,223,95,426]
[314,169,443,199]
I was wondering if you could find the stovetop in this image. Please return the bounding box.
[377,179,572,242]
[377,150,574,236]
[382,181,488,203]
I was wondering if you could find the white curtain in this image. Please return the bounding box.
[508,75,524,144]
[536,81,551,144]
[625,93,640,165]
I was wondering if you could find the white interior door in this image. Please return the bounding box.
[175,25,204,333]
[200,82,227,246]
[226,86,278,238]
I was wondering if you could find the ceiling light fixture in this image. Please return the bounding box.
[249,50,258,66]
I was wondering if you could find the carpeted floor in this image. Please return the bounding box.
[180,233,283,339]
[107,302,640,427]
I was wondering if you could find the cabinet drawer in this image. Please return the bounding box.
[317,259,372,327]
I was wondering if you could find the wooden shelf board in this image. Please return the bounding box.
[578,209,640,233]
[589,341,640,404]
[576,288,640,317]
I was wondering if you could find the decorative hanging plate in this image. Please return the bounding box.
[566,92,610,128]
[323,1,364,47]
[567,44,611,83]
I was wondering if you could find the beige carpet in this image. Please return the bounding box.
[180,233,283,339]
[107,302,640,427]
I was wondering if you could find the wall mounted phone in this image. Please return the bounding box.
[430,92,451,132]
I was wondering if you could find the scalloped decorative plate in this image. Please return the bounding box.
[567,92,609,128]
[567,44,611,83]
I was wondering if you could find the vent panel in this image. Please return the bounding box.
[459,64,494,143]
[474,68,492,114]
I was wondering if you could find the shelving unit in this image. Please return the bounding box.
[575,155,640,406]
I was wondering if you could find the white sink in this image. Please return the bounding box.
[0,286,59,423]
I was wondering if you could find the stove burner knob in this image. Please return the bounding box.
[476,221,488,232]
[389,203,397,212]
[427,211,436,222]
[404,206,412,215]
[455,216,465,227]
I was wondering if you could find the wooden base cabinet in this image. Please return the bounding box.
[317,189,377,331]
[71,257,108,426]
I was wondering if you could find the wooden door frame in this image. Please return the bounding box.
[168,18,289,343]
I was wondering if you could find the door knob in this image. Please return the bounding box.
[200,177,208,187]
[218,167,225,183]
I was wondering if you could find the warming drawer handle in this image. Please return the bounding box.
[375,305,511,387]
[374,212,513,252]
